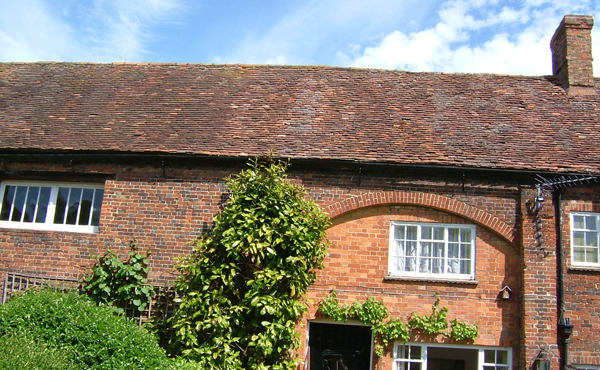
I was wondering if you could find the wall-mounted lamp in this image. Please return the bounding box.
[533,186,545,212]
[500,286,512,300]
[535,350,550,370]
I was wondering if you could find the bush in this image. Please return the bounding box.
[0,289,172,369]
[0,328,75,370]
[80,240,155,315]
[172,158,330,369]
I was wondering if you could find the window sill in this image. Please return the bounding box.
[0,223,99,234]
[568,265,600,273]
[383,275,478,285]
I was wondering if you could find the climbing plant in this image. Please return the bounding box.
[80,240,155,315]
[407,297,449,335]
[450,318,480,342]
[317,292,478,356]
[171,157,331,369]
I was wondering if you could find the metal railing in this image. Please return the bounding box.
[2,271,178,325]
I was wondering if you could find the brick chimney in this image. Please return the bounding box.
[550,15,595,95]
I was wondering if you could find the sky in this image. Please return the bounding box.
[1,0,599,76]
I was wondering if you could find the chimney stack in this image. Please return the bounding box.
[550,15,595,95]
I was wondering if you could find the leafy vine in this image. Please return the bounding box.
[317,291,478,356]
[80,240,155,315]
[408,297,448,335]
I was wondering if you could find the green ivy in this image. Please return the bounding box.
[408,297,448,335]
[450,318,479,342]
[80,240,155,315]
[351,297,389,326]
[373,319,410,356]
[317,292,478,357]
[171,157,331,369]
[317,292,409,357]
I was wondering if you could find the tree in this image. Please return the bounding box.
[171,158,330,369]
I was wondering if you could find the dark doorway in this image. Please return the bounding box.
[309,322,372,370]
[427,347,477,370]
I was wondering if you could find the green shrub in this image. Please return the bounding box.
[172,158,331,369]
[0,328,75,370]
[80,240,155,315]
[0,289,171,370]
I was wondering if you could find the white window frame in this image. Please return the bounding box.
[0,180,104,233]
[570,212,600,267]
[393,343,512,370]
[388,222,476,280]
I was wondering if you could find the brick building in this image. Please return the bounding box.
[1,14,599,370]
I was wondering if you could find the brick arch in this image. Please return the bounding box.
[324,191,518,248]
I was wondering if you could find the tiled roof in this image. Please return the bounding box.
[1,62,599,174]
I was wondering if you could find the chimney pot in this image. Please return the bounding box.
[550,15,595,95]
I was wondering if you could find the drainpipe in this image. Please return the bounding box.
[554,190,573,369]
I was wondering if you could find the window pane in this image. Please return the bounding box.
[574,247,586,262]
[406,241,417,256]
[65,188,82,225]
[586,216,598,230]
[395,241,405,257]
[78,188,95,226]
[586,248,599,263]
[1,185,16,221]
[574,215,585,229]
[91,189,103,226]
[585,232,598,247]
[406,226,418,240]
[54,187,69,224]
[433,243,444,257]
[420,243,431,256]
[397,345,409,359]
[432,258,443,273]
[573,231,586,246]
[35,187,51,223]
[11,186,27,222]
[461,228,472,241]
[461,244,471,259]
[447,259,459,274]
[421,227,432,239]
[409,345,421,359]
[497,350,509,364]
[22,186,40,223]
[448,244,459,258]
[460,260,471,274]
[405,257,416,272]
[484,350,495,363]
[433,227,444,240]
[396,225,406,239]
[449,228,459,242]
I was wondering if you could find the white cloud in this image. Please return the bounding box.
[343,0,600,75]
[0,0,183,62]
[0,0,74,62]
[82,0,183,61]
[218,0,435,65]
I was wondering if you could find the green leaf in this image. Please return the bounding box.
[171,157,331,368]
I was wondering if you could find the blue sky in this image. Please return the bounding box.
[1,0,599,76]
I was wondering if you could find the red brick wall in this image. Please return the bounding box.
[301,204,520,369]
[1,159,580,369]
[0,163,234,284]
[560,187,600,366]
[520,186,560,369]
